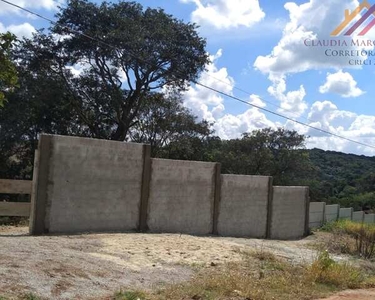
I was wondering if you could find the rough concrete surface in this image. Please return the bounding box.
[325,204,340,223]
[147,159,216,235]
[270,186,309,240]
[352,211,365,223]
[32,135,145,234]
[217,175,271,238]
[339,208,354,220]
[309,202,326,229]
[364,214,375,224]
[0,226,348,300]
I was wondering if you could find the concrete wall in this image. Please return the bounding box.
[269,186,309,240]
[339,208,353,220]
[352,211,364,223]
[30,135,145,234]
[364,214,375,224]
[28,134,312,239]
[217,175,272,238]
[147,159,217,235]
[325,205,340,223]
[309,202,326,229]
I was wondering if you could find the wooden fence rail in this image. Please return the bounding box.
[0,179,32,217]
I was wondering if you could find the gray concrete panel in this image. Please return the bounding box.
[309,202,326,229]
[364,214,375,224]
[147,158,216,235]
[32,135,144,234]
[352,211,364,223]
[270,186,309,240]
[325,204,340,223]
[217,175,271,238]
[339,208,353,220]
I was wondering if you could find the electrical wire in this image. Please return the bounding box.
[2,0,375,150]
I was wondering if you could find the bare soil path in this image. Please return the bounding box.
[0,226,358,300]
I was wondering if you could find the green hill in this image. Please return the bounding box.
[306,148,375,210]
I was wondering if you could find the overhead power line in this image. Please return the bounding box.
[2,0,375,150]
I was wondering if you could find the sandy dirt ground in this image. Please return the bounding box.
[0,226,364,300]
[317,289,375,300]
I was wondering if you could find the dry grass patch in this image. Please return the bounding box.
[114,250,373,300]
[320,220,375,259]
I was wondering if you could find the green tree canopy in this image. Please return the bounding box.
[0,32,18,107]
[17,0,209,140]
[129,92,211,157]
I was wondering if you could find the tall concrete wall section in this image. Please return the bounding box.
[309,202,326,229]
[352,211,364,223]
[30,135,145,234]
[217,175,272,238]
[269,186,309,240]
[325,204,340,222]
[147,159,217,235]
[364,214,375,224]
[339,208,353,220]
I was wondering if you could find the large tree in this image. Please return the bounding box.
[18,0,209,141]
[0,51,82,179]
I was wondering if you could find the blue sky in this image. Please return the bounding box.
[1,0,375,155]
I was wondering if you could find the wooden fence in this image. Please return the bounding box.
[0,179,32,217]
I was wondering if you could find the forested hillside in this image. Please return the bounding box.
[306,149,375,210]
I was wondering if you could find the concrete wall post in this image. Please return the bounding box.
[266,177,274,239]
[304,188,310,236]
[30,135,53,235]
[139,145,152,232]
[212,163,221,235]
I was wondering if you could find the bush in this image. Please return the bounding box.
[307,251,363,289]
[322,220,375,259]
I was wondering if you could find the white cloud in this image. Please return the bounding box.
[267,74,308,118]
[184,48,374,155]
[0,22,36,38]
[286,101,375,155]
[319,70,365,98]
[182,50,277,138]
[0,0,60,15]
[182,49,234,122]
[213,108,276,140]
[249,94,266,108]
[253,0,366,76]
[181,0,265,29]
[251,0,372,130]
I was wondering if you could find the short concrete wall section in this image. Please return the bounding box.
[30,135,145,234]
[147,159,217,235]
[309,202,326,229]
[269,186,309,240]
[364,214,375,224]
[352,211,365,223]
[217,175,272,238]
[325,204,340,223]
[339,208,353,220]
